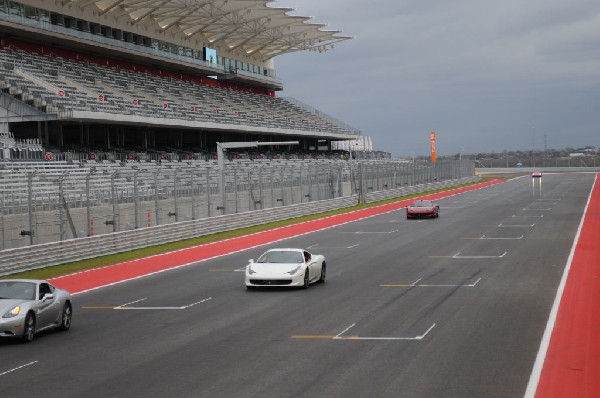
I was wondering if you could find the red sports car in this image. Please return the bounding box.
[406,200,439,219]
[531,172,543,178]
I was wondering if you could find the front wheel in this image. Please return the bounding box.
[302,271,310,289]
[58,302,72,331]
[318,262,326,283]
[22,312,36,343]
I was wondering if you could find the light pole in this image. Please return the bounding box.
[531,127,535,167]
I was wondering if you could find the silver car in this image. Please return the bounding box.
[0,279,73,342]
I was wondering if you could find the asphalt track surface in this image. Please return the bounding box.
[0,174,596,398]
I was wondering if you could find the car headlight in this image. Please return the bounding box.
[247,265,256,275]
[287,266,301,275]
[2,306,21,318]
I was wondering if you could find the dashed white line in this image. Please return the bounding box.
[478,234,524,240]
[114,297,212,310]
[0,361,38,377]
[334,323,356,339]
[498,223,535,228]
[452,251,507,259]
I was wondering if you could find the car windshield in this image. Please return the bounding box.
[257,251,304,264]
[0,281,36,300]
[411,200,432,207]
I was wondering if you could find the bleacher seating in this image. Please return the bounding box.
[0,47,357,137]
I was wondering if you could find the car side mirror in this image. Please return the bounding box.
[42,293,54,302]
[249,259,254,264]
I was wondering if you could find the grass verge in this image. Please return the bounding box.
[2,178,496,280]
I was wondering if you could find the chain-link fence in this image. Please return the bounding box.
[0,159,473,250]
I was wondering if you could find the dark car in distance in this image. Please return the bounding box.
[406,200,439,219]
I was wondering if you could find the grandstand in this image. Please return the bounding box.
[1,0,451,254]
[0,0,365,161]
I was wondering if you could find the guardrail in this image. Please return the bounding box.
[477,167,600,174]
[0,195,356,276]
[365,176,480,203]
[0,176,479,276]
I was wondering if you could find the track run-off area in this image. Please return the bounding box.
[1,174,598,398]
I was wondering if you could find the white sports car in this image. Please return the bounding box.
[245,248,326,289]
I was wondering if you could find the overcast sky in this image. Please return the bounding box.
[275,0,600,157]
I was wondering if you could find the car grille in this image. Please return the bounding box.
[251,279,292,286]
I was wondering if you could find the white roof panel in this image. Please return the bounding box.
[68,0,352,60]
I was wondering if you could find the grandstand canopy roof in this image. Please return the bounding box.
[70,0,352,60]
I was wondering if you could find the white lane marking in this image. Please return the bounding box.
[498,223,535,228]
[420,278,481,287]
[390,278,481,287]
[523,208,551,211]
[411,278,423,286]
[115,297,212,310]
[307,244,360,249]
[478,234,524,240]
[339,324,437,341]
[334,323,356,338]
[118,298,147,307]
[333,323,436,340]
[0,361,38,377]
[524,174,596,397]
[452,251,507,259]
[512,214,544,218]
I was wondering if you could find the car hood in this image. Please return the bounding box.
[249,262,302,275]
[0,299,28,315]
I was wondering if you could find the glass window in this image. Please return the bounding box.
[0,281,36,300]
[39,9,50,24]
[8,1,23,16]
[24,5,36,20]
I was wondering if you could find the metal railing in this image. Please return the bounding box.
[0,172,480,276]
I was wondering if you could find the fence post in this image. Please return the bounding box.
[133,170,140,229]
[270,168,275,208]
[27,171,36,245]
[233,167,239,213]
[59,172,67,240]
[153,170,160,226]
[258,166,264,210]
[280,166,285,206]
[85,170,95,236]
[358,162,365,204]
[173,168,179,222]
[206,168,211,217]
[190,171,196,220]
[110,171,118,233]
